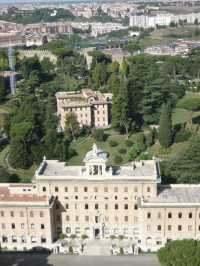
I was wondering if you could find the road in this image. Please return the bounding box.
[0,253,160,266]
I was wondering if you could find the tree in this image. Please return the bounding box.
[65,112,80,140]
[92,128,105,142]
[9,122,34,169]
[158,239,200,266]
[159,103,172,148]
[162,136,200,183]
[0,77,7,102]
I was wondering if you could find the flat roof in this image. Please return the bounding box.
[36,159,159,181]
[147,185,200,204]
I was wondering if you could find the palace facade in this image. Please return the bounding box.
[56,89,112,130]
[0,144,200,252]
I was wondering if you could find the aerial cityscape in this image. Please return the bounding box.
[1,0,200,266]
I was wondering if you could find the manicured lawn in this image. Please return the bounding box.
[0,145,36,182]
[68,129,140,165]
[147,141,189,160]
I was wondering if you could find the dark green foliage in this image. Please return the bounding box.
[174,130,192,143]
[145,131,155,147]
[114,155,123,164]
[109,140,118,147]
[135,133,146,152]
[65,112,80,139]
[158,239,200,266]
[0,167,19,183]
[0,77,7,102]
[159,103,173,148]
[92,128,105,142]
[125,139,133,147]
[162,136,200,183]
[0,7,75,24]
[118,148,127,154]
[128,144,141,161]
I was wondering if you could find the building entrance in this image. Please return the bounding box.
[94,228,100,239]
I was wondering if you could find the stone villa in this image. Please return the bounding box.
[56,89,112,130]
[0,144,200,252]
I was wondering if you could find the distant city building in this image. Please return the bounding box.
[56,89,112,130]
[91,22,127,37]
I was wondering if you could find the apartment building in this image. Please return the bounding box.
[56,89,112,130]
[1,144,200,252]
[0,184,55,251]
[90,22,127,37]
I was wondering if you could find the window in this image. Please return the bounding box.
[147,212,151,219]
[21,236,26,243]
[75,216,79,222]
[124,204,128,210]
[124,216,128,222]
[114,187,118,193]
[178,225,182,231]
[31,224,34,229]
[40,211,44,218]
[31,236,37,243]
[55,187,59,192]
[84,187,88,192]
[74,186,78,193]
[147,187,151,193]
[189,212,193,219]
[157,225,161,231]
[11,223,15,229]
[95,204,99,210]
[85,216,89,222]
[66,227,71,234]
[65,187,68,192]
[158,212,161,219]
[85,204,88,209]
[75,196,78,200]
[30,211,34,218]
[2,236,8,243]
[104,187,108,193]
[168,225,172,231]
[95,216,98,223]
[41,236,46,243]
[56,215,60,222]
[188,225,192,231]
[124,187,128,193]
[115,204,118,210]
[0,211,4,217]
[74,204,78,209]
[41,224,45,229]
[66,215,70,221]
[105,204,108,210]
[66,204,69,209]
[178,212,182,218]
[21,223,25,229]
[115,196,118,200]
[12,236,17,243]
[134,204,138,210]
[42,187,46,192]
[168,213,172,219]
[10,211,14,217]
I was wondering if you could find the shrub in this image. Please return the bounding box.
[145,131,155,147]
[135,133,146,151]
[92,128,105,142]
[174,130,192,143]
[118,148,127,154]
[114,155,123,164]
[125,139,133,147]
[127,144,141,161]
[109,140,118,147]
[59,233,66,240]
[157,239,200,266]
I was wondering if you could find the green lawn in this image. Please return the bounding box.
[68,129,141,165]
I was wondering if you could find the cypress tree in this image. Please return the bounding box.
[159,102,172,148]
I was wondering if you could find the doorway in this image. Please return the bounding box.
[94,228,100,239]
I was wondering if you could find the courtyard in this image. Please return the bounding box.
[0,253,160,266]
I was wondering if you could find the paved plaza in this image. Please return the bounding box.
[0,253,160,266]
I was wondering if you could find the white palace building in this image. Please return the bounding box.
[1,144,200,252]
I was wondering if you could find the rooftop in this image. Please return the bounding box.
[0,184,50,206]
[144,185,200,205]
